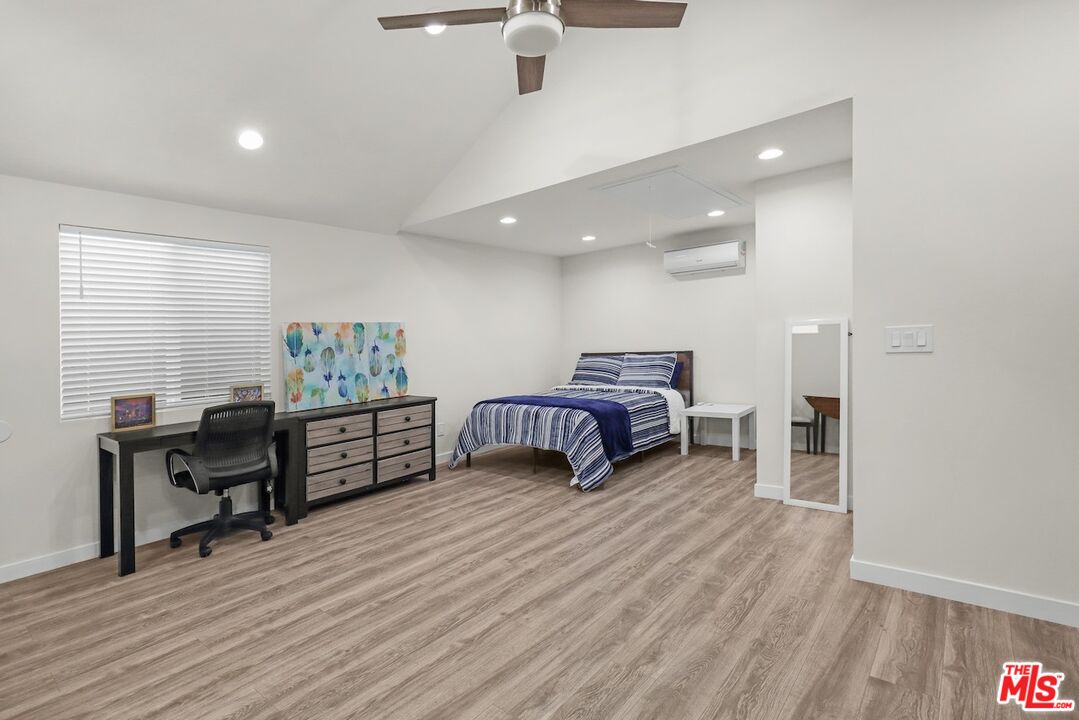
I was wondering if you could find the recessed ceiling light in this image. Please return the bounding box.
[758,148,784,160]
[582,235,597,242]
[237,129,264,150]
[425,22,447,35]
[500,216,517,225]
[707,210,726,218]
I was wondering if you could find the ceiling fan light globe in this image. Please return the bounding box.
[502,11,564,57]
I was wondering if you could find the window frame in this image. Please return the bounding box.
[58,224,273,421]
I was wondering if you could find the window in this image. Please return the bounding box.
[59,225,272,420]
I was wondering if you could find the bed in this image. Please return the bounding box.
[448,351,693,491]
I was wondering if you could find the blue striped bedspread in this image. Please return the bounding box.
[448,386,675,491]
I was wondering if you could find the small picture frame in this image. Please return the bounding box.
[230,383,265,403]
[110,393,156,432]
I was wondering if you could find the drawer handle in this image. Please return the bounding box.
[339,478,347,485]
[405,415,412,422]
[405,462,412,469]
[403,439,411,446]
[339,426,347,433]
[340,452,348,459]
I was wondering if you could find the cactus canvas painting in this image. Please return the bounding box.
[280,322,408,411]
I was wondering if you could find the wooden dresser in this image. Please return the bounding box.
[287,396,437,519]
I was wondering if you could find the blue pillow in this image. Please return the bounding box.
[570,354,624,386]
[670,360,684,388]
[617,353,678,388]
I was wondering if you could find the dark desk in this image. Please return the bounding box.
[98,396,438,577]
[98,414,301,576]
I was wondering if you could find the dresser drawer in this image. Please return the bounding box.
[307,414,373,448]
[307,463,373,502]
[377,405,432,435]
[307,437,374,474]
[377,448,432,482]
[377,427,431,459]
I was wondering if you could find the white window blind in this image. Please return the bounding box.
[59,225,272,420]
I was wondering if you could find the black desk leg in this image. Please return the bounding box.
[118,449,136,576]
[259,479,272,515]
[813,411,821,455]
[820,416,827,456]
[285,425,305,526]
[98,448,115,558]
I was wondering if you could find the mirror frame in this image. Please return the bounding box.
[782,317,849,513]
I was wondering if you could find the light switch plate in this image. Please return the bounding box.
[885,325,934,353]
[436,422,447,438]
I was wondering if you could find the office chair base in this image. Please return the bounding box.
[169,496,272,558]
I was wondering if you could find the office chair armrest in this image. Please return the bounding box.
[268,440,280,479]
[165,448,209,493]
[268,441,279,481]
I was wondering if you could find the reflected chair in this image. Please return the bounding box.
[792,417,817,455]
[165,401,277,558]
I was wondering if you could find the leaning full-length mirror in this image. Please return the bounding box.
[783,318,848,512]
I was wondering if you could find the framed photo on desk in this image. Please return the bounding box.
[230,383,265,402]
[110,393,156,432]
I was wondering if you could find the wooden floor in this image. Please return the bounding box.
[790,451,840,505]
[2,444,1076,720]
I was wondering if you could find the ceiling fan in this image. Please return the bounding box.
[378,1,688,95]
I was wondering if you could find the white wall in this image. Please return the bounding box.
[560,226,757,448]
[0,173,562,580]
[754,163,853,495]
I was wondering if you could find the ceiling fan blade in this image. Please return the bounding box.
[517,55,546,94]
[559,0,687,28]
[378,8,506,30]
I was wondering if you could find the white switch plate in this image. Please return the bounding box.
[886,325,934,353]
[436,422,447,437]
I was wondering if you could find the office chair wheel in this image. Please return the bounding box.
[264,513,275,525]
[169,536,182,549]
[260,529,273,542]
[199,546,212,558]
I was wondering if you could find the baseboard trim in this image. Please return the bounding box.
[0,494,265,585]
[850,557,1079,628]
[0,543,99,584]
[754,483,783,500]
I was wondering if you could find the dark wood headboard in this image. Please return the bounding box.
[582,351,694,407]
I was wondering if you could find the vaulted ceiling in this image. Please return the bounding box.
[0,1,515,233]
[2,2,858,250]
[0,1,703,235]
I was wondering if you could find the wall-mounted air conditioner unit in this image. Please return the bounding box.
[663,240,745,277]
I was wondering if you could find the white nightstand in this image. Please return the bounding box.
[681,403,756,461]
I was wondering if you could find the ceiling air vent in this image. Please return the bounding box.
[596,167,747,219]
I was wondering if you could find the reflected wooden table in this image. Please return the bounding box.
[803,395,839,455]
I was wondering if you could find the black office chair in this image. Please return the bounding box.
[166,401,277,558]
